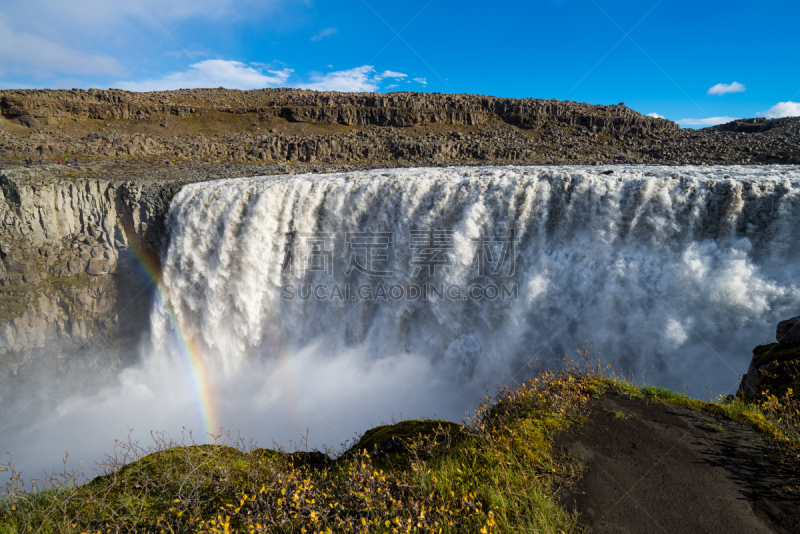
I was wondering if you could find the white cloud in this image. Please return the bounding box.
[707,81,746,95]
[0,1,282,84]
[0,17,122,77]
[646,112,665,119]
[299,66,379,92]
[757,101,800,119]
[378,70,407,80]
[299,65,406,92]
[412,77,427,86]
[12,51,414,93]
[116,60,292,91]
[310,28,337,41]
[676,116,739,127]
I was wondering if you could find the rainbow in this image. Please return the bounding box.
[120,233,219,440]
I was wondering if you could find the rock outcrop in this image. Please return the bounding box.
[776,316,800,347]
[737,317,800,400]
[0,169,180,383]
[0,88,677,135]
[1,88,798,166]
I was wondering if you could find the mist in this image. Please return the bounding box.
[2,341,488,480]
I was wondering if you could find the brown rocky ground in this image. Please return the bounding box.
[558,392,800,533]
[1,88,798,175]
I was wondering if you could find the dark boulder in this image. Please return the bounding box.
[776,316,800,347]
[737,316,800,400]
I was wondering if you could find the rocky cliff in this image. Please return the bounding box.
[0,169,182,388]
[0,88,677,134]
[738,316,800,400]
[2,88,797,166]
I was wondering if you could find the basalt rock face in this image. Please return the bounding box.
[0,88,677,136]
[776,316,800,347]
[737,316,800,400]
[709,117,800,135]
[1,88,797,166]
[0,169,177,384]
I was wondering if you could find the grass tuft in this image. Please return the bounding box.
[640,385,685,400]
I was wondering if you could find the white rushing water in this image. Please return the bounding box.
[4,165,800,480]
[153,164,800,387]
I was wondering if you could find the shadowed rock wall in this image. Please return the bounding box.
[0,170,176,378]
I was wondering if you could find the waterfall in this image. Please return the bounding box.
[152,165,800,396]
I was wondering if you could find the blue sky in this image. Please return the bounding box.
[1,0,798,127]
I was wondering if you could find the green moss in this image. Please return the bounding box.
[611,381,645,400]
[0,394,577,533]
[640,385,685,400]
[45,272,92,289]
[350,420,463,454]
[346,419,464,468]
[0,283,31,320]
[752,343,800,368]
[602,379,779,439]
[0,302,26,321]
[80,444,286,527]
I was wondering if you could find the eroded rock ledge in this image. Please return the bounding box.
[0,169,182,382]
[1,88,676,134]
[1,88,797,165]
[738,316,800,400]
